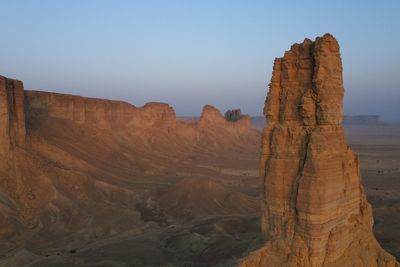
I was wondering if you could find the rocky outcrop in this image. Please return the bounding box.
[199,105,251,129]
[240,34,399,266]
[0,76,26,153]
[24,92,257,152]
[198,105,227,126]
[224,109,243,122]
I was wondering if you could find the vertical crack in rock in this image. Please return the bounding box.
[291,131,311,218]
[240,34,399,267]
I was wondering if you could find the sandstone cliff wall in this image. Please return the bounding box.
[25,91,177,130]
[0,76,26,153]
[25,91,252,133]
[241,34,399,267]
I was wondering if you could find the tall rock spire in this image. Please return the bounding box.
[241,34,399,267]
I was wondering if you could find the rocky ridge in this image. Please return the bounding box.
[26,91,252,133]
[0,76,261,262]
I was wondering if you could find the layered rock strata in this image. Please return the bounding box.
[25,91,177,130]
[240,34,399,266]
[0,75,260,260]
[25,91,254,133]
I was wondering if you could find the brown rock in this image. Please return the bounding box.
[0,75,262,264]
[225,109,243,122]
[25,91,177,131]
[199,105,252,129]
[240,34,399,266]
[0,76,26,153]
[198,105,227,126]
[26,91,137,129]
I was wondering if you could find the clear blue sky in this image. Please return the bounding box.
[1,1,399,121]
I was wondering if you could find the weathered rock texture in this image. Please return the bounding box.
[0,76,261,260]
[0,76,26,153]
[26,91,177,130]
[240,34,399,266]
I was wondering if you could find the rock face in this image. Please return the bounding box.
[0,76,26,153]
[0,75,262,266]
[199,105,251,129]
[225,109,243,122]
[25,91,177,130]
[240,34,399,266]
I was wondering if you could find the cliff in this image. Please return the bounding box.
[25,91,254,134]
[240,34,399,266]
[0,75,261,262]
[25,91,177,130]
[0,76,26,153]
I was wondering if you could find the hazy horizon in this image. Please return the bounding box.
[1,1,399,121]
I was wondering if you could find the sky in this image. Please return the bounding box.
[1,1,399,121]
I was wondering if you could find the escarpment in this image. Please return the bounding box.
[25,91,177,130]
[25,91,253,134]
[0,76,261,260]
[0,76,26,153]
[240,34,399,266]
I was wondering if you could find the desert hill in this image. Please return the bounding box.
[0,75,262,266]
[0,59,399,266]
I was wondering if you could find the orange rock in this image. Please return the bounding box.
[240,34,399,267]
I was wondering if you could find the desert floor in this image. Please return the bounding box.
[2,124,399,267]
[345,125,400,260]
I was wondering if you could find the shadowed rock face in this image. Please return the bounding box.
[25,91,177,130]
[225,109,243,122]
[240,34,399,266]
[0,76,26,153]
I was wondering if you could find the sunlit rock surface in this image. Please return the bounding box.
[240,34,399,267]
